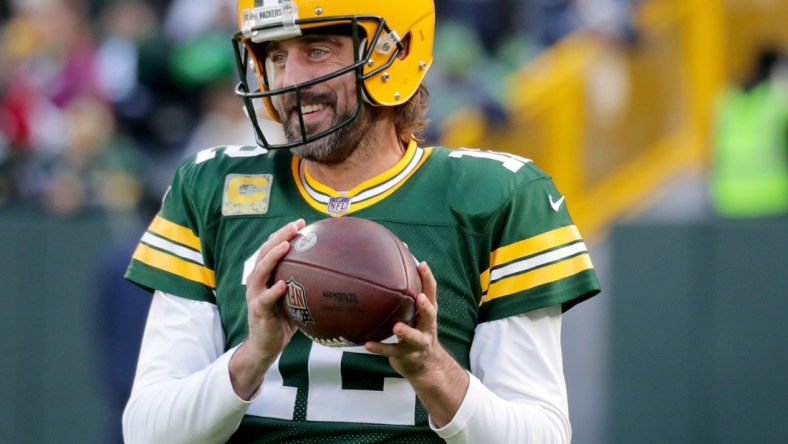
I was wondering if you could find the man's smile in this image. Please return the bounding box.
[297,103,330,125]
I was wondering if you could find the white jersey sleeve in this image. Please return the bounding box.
[122,291,252,444]
[432,305,571,443]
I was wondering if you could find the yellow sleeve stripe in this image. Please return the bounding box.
[132,243,216,288]
[482,253,594,304]
[148,216,202,251]
[480,225,583,293]
[491,225,581,267]
[480,268,491,294]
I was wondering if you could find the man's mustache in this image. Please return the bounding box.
[278,89,337,115]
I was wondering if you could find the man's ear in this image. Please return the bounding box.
[397,33,411,60]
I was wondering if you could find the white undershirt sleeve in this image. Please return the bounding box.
[431,305,571,443]
[122,291,253,444]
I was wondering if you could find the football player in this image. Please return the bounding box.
[122,1,601,442]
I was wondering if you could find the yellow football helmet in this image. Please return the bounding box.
[231,0,435,149]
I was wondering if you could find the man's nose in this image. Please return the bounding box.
[277,53,312,89]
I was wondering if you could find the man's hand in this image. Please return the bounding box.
[365,261,469,427]
[230,219,306,400]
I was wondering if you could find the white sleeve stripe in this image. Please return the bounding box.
[142,232,205,265]
[490,242,588,282]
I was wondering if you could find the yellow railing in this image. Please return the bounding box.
[439,0,731,241]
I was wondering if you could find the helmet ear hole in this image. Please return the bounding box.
[397,33,411,60]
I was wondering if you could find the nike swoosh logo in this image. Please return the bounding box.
[549,194,565,212]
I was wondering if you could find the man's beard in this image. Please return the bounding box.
[281,90,378,165]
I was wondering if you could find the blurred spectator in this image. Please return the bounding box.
[42,95,147,216]
[435,0,522,54]
[43,2,98,106]
[93,1,190,162]
[93,1,161,119]
[710,46,788,218]
[435,0,638,55]
[426,0,638,147]
[524,0,639,48]
[0,6,70,155]
[183,79,258,156]
[423,20,511,145]
[163,0,235,44]
[0,1,95,204]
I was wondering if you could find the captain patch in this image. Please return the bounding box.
[223,174,273,216]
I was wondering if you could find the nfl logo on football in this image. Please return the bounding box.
[327,197,351,215]
[284,278,314,325]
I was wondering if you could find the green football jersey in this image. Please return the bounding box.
[126,141,600,442]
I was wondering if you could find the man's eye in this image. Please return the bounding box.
[309,48,327,58]
[268,53,286,64]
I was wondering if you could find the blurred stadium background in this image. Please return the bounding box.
[1,0,787,443]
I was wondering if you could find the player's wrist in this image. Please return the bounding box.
[409,347,469,427]
[406,344,466,391]
[229,341,279,400]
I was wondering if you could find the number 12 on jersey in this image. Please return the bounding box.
[246,340,417,425]
[242,252,418,425]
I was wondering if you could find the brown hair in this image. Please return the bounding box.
[393,84,430,145]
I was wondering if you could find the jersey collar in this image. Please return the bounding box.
[291,140,432,216]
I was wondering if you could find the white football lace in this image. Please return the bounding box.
[305,332,356,347]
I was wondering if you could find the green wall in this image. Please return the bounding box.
[0,208,114,443]
[609,217,788,443]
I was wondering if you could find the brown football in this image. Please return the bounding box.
[272,217,421,347]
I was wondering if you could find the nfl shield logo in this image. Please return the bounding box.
[327,197,351,215]
[284,278,314,325]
